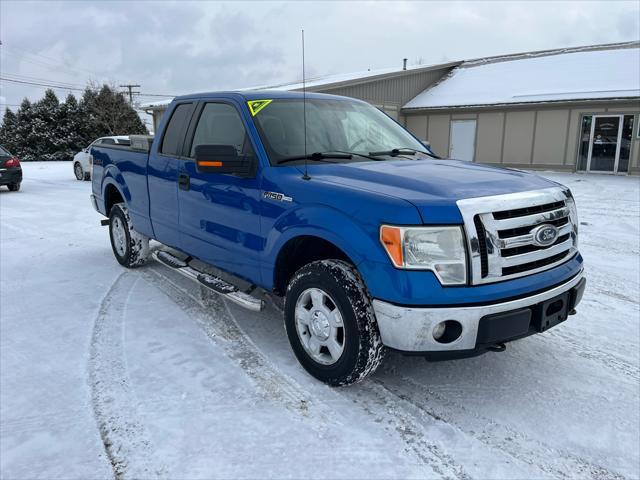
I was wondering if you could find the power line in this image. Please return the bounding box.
[2,72,84,89]
[0,76,176,99]
[0,76,86,92]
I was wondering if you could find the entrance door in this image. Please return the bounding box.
[584,114,635,174]
[449,120,476,161]
[587,116,620,172]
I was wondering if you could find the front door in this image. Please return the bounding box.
[583,114,635,174]
[177,100,263,284]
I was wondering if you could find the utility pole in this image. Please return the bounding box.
[119,84,141,105]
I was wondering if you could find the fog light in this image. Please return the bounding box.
[432,320,463,344]
[432,322,446,340]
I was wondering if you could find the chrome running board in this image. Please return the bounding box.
[152,250,264,312]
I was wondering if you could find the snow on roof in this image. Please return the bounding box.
[133,62,456,109]
[139,98,174,109]
[404,46,640,109]
[243,61,459,92]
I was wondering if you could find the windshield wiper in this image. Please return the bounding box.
[324,150,384,161]
[277,152,352,165]
[369,147,438,159]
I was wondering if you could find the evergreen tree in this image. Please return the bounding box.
[81,84,147,137]
[58,94,87,159]
[14,99,37,160]
[0,84,148,161]
[0,108,18,153]
[32,89,61,160]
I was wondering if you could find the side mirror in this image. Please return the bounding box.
[195,144,254,176]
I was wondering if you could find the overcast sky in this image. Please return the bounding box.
[1,0,639,126]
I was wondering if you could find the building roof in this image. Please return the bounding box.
[404,42,640,110]
[245,61,461,92]
[138,61,461,110]
[139,98,175,111]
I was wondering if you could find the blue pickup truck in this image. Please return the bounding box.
[90,90,586,386]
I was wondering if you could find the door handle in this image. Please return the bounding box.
[178,172,190,191]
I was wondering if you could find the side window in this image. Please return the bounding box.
[161,103,193,156]
[189,103,253,157]
[102,138,116,145]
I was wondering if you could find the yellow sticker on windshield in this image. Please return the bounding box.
[247,99,272,116]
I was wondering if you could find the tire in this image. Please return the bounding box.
[74,162,84,180]
[8,183,20,192]
[108,203,150,268]
[284,260,386,386]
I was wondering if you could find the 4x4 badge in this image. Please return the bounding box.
[263,191,293,202]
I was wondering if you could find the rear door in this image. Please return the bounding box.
[177,100,263,283]
[147,102,196,247]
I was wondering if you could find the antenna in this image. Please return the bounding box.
[301,29,310,180]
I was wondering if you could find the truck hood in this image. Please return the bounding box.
[307,158,560,223]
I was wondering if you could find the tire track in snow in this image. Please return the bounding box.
[142,267,334,426]
[144,266,471,479]
[545,328,639,380]
[354,383,472,480]
[89,272,168,480]
[376,373,626,480]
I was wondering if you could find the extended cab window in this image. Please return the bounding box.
[189,103,254,157]
[161,103,193,156]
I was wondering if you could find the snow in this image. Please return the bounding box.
[139,99,175,110]
[244,62,451,92]
[1,162,639,479]
[404,47,640,109]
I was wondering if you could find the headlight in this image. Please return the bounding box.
[380,225,467,285]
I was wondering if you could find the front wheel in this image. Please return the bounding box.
[109,203,150,268]
[284,260,386,386]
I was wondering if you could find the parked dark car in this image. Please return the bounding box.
[0,146,22,191]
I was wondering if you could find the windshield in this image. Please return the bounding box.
[251,98,427,165]
[0,145,11,156]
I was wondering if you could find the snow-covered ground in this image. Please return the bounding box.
[1,162,638,479]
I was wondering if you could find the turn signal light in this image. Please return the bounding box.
[197,160,223,167]
[380,226,403,267]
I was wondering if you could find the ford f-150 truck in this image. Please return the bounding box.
[90,90,586,386]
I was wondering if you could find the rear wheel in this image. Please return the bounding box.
[74,162,84,180]
[284,260,385,386]
[8,183,20,192]
[109,203,150,268]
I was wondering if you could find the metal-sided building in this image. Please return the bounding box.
[143,41,640,174]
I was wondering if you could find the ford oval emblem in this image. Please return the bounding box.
[531,224,559,247]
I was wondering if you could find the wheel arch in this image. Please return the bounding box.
[272,235,357,295]
[103,182,125,214]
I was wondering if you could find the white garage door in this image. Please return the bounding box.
[449,120,476,161]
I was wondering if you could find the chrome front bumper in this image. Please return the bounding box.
[372,269,585,352]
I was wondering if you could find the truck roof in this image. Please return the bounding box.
[173,90,359,103]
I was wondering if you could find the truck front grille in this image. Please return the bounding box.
[458,187,578,285]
